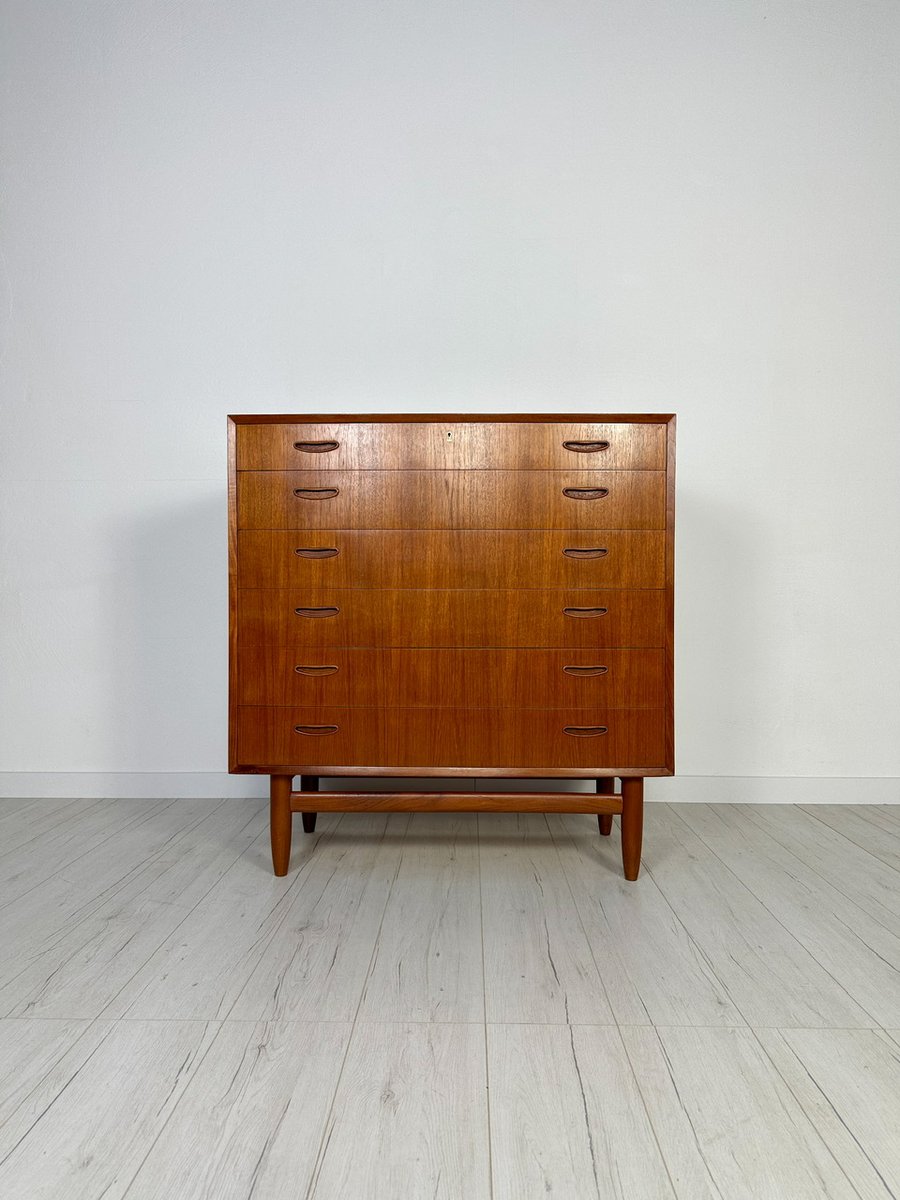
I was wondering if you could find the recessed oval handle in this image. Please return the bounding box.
[294,665,339,676]
[293,440,339,453]
[293,487,339,500]
[562,547,608,559]
[563,725,608,737]
[294,606,340,618]
[294,724,339,735]
[295,547,339,559]
[562,440,610,453]
[563,665,609,676]
[563,606,608,618]
[563,487,609,500]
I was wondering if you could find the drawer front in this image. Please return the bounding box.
[236,421,667,471]
[237,469,666,530]
[238,588,666,649]
[237,706,666,769]
[236,647,666,708]
[237,529,665,590]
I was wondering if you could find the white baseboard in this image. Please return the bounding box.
[0,772,897,804]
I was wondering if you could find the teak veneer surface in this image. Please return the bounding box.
[238,706,666,770]
[228,413,675,881]
[237,528,666,590]
[237,469,665,530]
[236,419,666,471]
[235,647,666,709]
[237,587,666,649]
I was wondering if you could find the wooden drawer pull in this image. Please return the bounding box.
[562,440,610,453]
[294,487,339,500]
[293,440,339,453]
[295,547,339,559]
[294,665,339,676]
[563,486,609,500]
[563,606,608,618]
[563,725,608,737]
[294,606,340,618]
[562,547,608,559]
[563,665,609,676]
[294,724,339,735]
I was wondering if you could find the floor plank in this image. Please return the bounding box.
[755,1028,900,1199]
[800,805,900,874]
[645,805,875,1027]
[122,1021,352,1200]
[308,1021,490,1199]
[489,1023,676,1199]
[742,804,900,925]
[479,814,614,1025]
[0,797,97,857]
[550,814,744,1027]
[0,801,267,1019]
[675,804,900,1026]
[227,814,409,1022]
[0,798,180,909]
[626,1026,865,1200]
[359,813,484,1023]
[0,1020,218,1200]
[102,817,345,1021]
[0,1019,111,1160]
[0,799,228,998]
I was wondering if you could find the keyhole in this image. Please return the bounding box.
[446,431,452,440]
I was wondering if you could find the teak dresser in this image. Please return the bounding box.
[228,413,675,880]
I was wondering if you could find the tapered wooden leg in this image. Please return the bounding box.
[621,776,644,881]
[300,775,318,833]
[596,778,615,835]
[270,774,293,876]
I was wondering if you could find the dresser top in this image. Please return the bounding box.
[228,413,675,424]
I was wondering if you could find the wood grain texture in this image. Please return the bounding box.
[675,804,900,1026]
[0,1019,111,1160]
[0,1020,219,1200]
[359,813,484,1022]
[548,814,744,1027]
[308,1022,491,1199]
[237,586,666,649]
[236,418,668,470]
[755,1028,900,1198]
[624,1027,869,1200]
[237,468,666,529]
[237,705,666,771]
[226,815,409,1022]
[236,646,667,709]
[237,527,666,588]
[290,791,624,813]
[123,1022,352,1200]
[489,1023,675,1199]
[100,820,340,1021]
[644,806,875,1027]
[479,814,614,1024]
[0,800,265,1019]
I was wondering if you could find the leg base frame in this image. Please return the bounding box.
[268,775,644,881]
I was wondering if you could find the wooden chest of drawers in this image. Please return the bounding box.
[228,414,675,880]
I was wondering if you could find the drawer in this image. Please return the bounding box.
[237,705,667,769]
[237,529,666,590]
[237,470,665,530]
[237,588,666,648]
[236,647,667,708]
[236,420,667,471]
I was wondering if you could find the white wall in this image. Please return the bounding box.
[2,1,899,800]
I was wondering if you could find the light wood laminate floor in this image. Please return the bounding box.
[0,798,898,1199]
